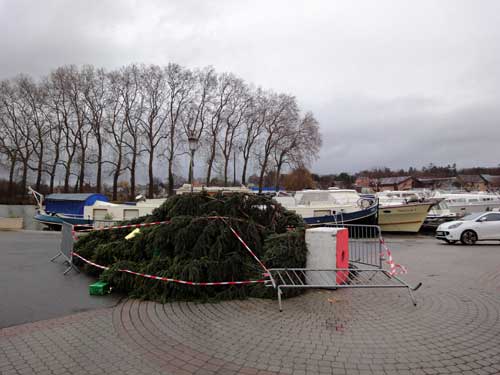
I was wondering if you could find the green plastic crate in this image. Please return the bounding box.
[89,281,110,296]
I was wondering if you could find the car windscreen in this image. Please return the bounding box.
[462,213,484,221]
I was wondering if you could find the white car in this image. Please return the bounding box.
[436,212,500,245]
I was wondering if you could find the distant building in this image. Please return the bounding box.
[481,174,500,191]
[457,175,487,191]
[377,176,415,191]
[415,177,459,190]
[354,176,373,189]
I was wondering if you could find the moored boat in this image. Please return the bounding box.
[274,188,378,225]
[29,188,109,230]
[376,191,434,232]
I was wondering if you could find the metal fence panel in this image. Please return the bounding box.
[315,223,383,268]
[51,221,78,274]
[266,268,422,311]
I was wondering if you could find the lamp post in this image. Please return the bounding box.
[187,132,199,193]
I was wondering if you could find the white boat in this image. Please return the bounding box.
[274,188,378,225]
[83,185,255,226]
[422,199,459,229]
[432,192,500,215]
[83,198,167,225]
[376,191,434,232]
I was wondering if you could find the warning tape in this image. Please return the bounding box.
[380,238,407,276]
[72,216,270,274]
[71,252,268,286]
[77,220,171,232]
[70,215,272,286]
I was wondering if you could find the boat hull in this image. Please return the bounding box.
[34,213,93,230]
[303,204,378,225]
[378,203,432,232]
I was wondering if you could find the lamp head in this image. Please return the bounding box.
[188,135,199,152]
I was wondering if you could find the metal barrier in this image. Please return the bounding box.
[316,224,383,268]
[266,224,422,311]
[50,221,79,274]
[266,268,421,311]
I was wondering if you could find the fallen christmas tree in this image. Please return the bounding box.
[73,193,307,302]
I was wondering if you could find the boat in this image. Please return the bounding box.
[84,185,255,226]
[432,191,500,215]
[82,198,167,226]
[422,198,459,230]
[29,187,109,230]
[376,191,435,232]
[274,188,378,225]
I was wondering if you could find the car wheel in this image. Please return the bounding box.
[460,230,478,245]
[445,240,457,245]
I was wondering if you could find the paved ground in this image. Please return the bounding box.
[0,231,119,328]
[1,232,500,374]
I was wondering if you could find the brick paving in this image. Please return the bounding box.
[2,237,500,374]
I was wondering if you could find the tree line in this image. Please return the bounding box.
[0,64,321,201]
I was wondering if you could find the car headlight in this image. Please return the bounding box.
[448,222,462,229]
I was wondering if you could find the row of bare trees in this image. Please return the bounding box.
[0,64,321,200]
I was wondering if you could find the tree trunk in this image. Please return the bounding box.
[21,160,29,197]
[96,139,102,193]
[206,142,216,186]
[241,157,249,186]
[130,152,136,201]
[35,143,44,192]
[233,151,237,186]
[63,164,71,193]
[223,156,229,187]
[168,159,174,196]
[49,147,60,193]
[258,159,268,194]
[79,149,85,193]
[148,149,154,198]
[8,155,16,198]
[112,152,122,201]
[275,163,283,192]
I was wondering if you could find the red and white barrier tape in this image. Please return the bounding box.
[73,216,270,274]
[380,238,407,276]
[72,252,267,286]
[77,220,171,232]
[226,225,270,274]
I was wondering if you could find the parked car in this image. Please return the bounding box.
[436,212,500,245]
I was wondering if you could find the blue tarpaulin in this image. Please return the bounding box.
[45,193,109,216]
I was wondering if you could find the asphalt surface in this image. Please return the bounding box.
[0,230,119,328]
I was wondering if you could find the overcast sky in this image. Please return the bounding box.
[1,0,499,174]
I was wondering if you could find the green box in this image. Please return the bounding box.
[89,281,110,296]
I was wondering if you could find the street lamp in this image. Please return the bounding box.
[187,132,199,193]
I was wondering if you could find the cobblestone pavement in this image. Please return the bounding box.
[2,237,500,375]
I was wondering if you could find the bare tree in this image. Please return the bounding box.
[272,112,321,191]
[183,67,217,183]
[81,66,107,193]
[0,80,21,197]
[164,63,193,195]
[120,65,144,200]
[138,65,168,198]
[218,78,250,186]
[104,70,126,200]
[240,89,266,186]
[205,73,236,185]
[256,93,298,193]
[0,77,35,195]
[46,67,78,193]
